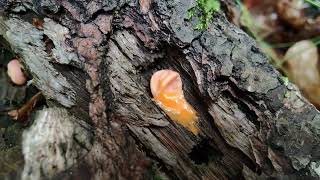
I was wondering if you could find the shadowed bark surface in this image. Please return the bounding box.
[0,0,320,179]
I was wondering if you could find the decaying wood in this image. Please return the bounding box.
[0,0,320,179]
[21,108,93,180]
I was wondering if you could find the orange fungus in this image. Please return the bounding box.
[7,59,27,86]
[150,70,199,134]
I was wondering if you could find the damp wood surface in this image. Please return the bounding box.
[0,0,320,179]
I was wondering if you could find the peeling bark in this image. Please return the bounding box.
[0,0,320,179]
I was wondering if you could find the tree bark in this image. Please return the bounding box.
[0,0,320,179]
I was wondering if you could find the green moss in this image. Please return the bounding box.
[188,0,220,30]
[280,76,289,86]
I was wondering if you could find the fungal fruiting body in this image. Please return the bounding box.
[7,59,27,85]
[150,70,199,134]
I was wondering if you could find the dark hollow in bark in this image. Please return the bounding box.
[0,0,320,179]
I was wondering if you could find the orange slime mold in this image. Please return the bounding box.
[150,70,199,134]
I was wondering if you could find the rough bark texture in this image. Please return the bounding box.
[0,0,320,179]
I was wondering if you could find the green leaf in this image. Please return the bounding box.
[304,0,320,8]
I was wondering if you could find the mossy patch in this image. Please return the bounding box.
[188,0,220,30]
